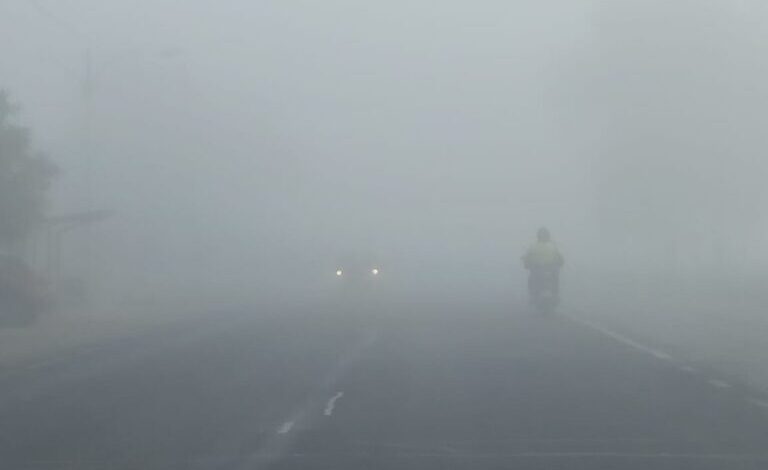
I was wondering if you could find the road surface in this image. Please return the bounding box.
[1,298,768,469]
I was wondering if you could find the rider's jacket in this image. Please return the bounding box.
[523,241,564,270]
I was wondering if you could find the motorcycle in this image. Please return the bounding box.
[529,269,559,315]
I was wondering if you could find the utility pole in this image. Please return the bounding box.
[80,47,95,301]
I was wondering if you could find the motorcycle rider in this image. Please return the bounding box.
[522,227,564,303]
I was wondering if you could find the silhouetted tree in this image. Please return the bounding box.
[0,91,58,248]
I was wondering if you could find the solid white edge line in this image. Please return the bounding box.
[358,451,768,460]
[564,314,674,362]
[564,313,768,405]
[748,398,768,410]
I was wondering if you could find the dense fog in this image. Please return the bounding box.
[5,4,768,467]
[2,0,767,318]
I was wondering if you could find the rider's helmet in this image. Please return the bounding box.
[537,227,551,242]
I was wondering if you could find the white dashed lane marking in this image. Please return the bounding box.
[277,421,295,434]
[324,392,344,416]
[707,379,732,389]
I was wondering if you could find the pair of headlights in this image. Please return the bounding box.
[336,268,379,276]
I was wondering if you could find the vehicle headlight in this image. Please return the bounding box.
[371,268,379,275]
[336,269,343,276]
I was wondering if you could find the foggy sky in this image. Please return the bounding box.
[2,0,767,302]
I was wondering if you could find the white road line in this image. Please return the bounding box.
[565,315,673,362]
[380,451,768,460]
[566,313,768,416]
[277,421,295,434]
[707,379,732,389]
[324,392,344,416]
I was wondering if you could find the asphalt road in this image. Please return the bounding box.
[1,298,768,469]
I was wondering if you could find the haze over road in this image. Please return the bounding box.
[2,300,768,470]
[3,2,768,469]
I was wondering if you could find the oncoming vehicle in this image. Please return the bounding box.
[334,257,382,283]
[331,253,385,299]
